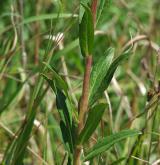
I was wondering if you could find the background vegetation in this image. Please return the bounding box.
[0,0,160,164]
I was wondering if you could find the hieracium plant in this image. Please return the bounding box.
[72,1,140,165]
[1,0,141,165]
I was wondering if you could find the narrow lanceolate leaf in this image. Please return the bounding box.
[84,129,141,161]
[89,48,114,106]
[41,70,77,122]
[96,0,106,24]
[79,3,94,57]
[42,74,72,124]
[78,103,107,144]
[43,62,68,94]
[42,75,75,153]
[89,51,129,106]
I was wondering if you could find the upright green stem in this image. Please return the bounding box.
[77,0,97,134]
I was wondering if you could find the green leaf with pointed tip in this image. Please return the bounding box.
[89,48,114,106]
[78,103,106,144]
[42,74,76,153]
[89,51,129,106]
[79,3,94,57]
[84,129,141,161]
[41,72,78,122]
[42,74,72,124]
[43,62,68,94]
[96,0,106,24]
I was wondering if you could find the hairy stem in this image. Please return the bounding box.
[74,55,92,165]
[78,55,92,133]
[73,1,98,164]
[91,0,98,26]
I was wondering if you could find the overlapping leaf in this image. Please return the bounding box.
[89,48,114,106]
[42,65,76,153]
[78,103,106,144]
[89,51,129,106]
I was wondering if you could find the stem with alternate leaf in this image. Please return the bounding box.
[73,1,98,164]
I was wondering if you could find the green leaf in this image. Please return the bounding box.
[84,129,141,161]
[55,89,75,154]
[79,0,90,23]
[89,51,129,106]
[96,0,106,24]
[42,74,72,124]
[42,72,78,121]
[43,62,68,94]
[79,3,94,57]
[78,103,106,144]
[42,74,75,153]
[89,48,114,106]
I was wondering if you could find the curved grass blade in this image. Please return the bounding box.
[22,13,78,25]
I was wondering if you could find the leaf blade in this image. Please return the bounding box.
[89,51,129,106]
[96,0,106,24]
[79,3,94,57]
[43,62,68,93]
[84,129,141,161]
[42,74,75,153]
[89,48,114,106]
[78,103,107,144]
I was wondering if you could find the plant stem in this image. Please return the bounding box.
[91,0,98,26]
[74,55,92,165]
[74,1,98,164]
[78,55,92,133]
